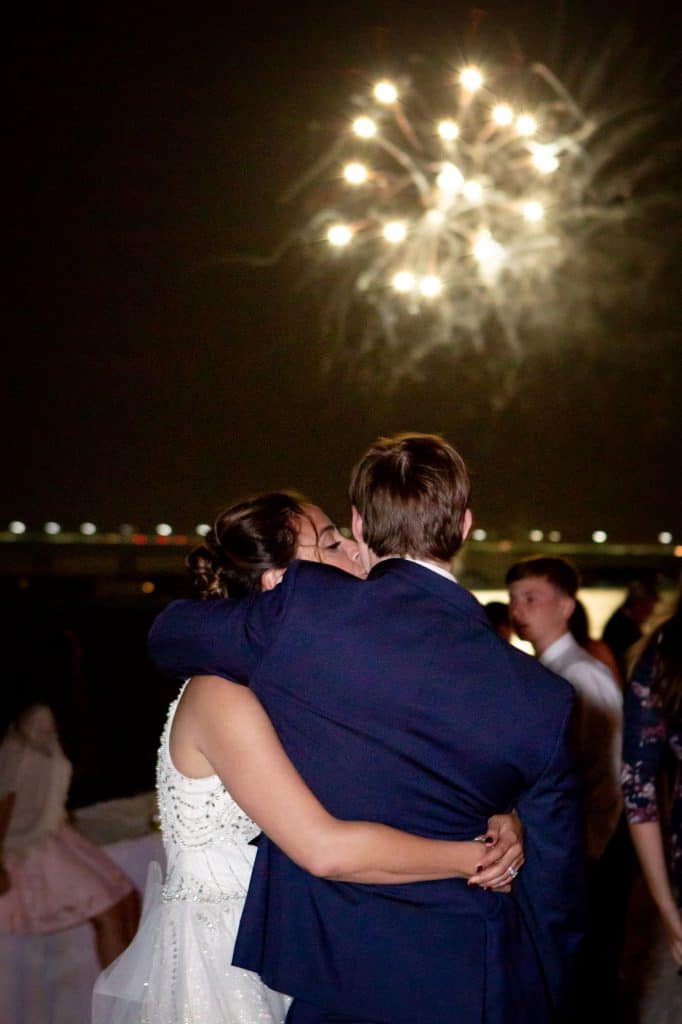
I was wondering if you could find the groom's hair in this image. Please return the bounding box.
[349,433,470,561]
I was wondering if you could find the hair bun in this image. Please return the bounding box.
[186,538,230,599]
[186,492,305,599]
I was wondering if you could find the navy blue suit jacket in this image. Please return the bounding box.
[149,559,585,1023]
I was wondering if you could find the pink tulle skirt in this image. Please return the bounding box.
[0,824,134,934]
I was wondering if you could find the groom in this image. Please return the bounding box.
[149,433,585,1023]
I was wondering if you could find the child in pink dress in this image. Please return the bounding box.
[0,701,139,967]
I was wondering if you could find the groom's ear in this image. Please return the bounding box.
[351,506,364,545]
[462,508,473,541]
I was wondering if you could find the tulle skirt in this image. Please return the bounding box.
[92,861,291,1024]
[0,824,135,934]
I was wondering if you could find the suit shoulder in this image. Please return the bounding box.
[506,644,576,710]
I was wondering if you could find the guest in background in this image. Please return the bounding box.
[0,680,140,968]
[507,555,626,1022]
[484,600,513,642]
[570,598,623,688]
[603,576,659,681]
[622,601,682,966]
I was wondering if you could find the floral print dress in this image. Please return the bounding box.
[621,637,682,902]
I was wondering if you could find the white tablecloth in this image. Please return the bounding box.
[0,796,164,1024]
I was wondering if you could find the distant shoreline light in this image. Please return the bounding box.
[1,524,679,551]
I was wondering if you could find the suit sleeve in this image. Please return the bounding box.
[514,690,586,1017]
[147,566,296,682]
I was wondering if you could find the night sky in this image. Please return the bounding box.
[6,2,681,543]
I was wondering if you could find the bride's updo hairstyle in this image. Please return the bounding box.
[187,492,306,599]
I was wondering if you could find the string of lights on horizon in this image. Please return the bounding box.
[289,57,634,365]
[2,520,677,549]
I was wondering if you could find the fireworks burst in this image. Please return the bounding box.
[283,56,645,375]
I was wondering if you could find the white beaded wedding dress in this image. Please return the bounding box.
[92,683,290,1024]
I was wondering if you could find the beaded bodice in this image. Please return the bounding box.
[156,683,261,853]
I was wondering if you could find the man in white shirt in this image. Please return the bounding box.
[506,555,627,1022]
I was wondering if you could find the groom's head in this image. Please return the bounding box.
[349,433,471,567]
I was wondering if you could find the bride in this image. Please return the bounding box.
[93,492,523,1024]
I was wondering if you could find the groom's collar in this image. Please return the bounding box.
[367,557,488,625]
[401,555,457,582]
[371,554,457,583]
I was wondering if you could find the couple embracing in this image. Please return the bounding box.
[95,433,585,1024]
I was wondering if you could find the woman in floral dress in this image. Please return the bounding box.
[622,603,682,966]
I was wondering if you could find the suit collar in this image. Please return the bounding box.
[367,557,488,625]
[402,555,457,583]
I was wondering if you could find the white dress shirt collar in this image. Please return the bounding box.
[538,631,577,668]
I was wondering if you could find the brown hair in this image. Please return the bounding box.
[568,598,591,648]
[348,433,470,560]
[187,492,305,599]
[505,556,580,598]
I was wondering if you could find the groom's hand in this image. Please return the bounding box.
[467,811,524,892]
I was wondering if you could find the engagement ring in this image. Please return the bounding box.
[507,866,518,879]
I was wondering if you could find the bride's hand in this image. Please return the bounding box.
[467,811,524,892]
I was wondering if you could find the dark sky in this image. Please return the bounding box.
[5,2,681,542]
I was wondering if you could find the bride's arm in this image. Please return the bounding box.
[628,820,682,965]
[179,675,522,886]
